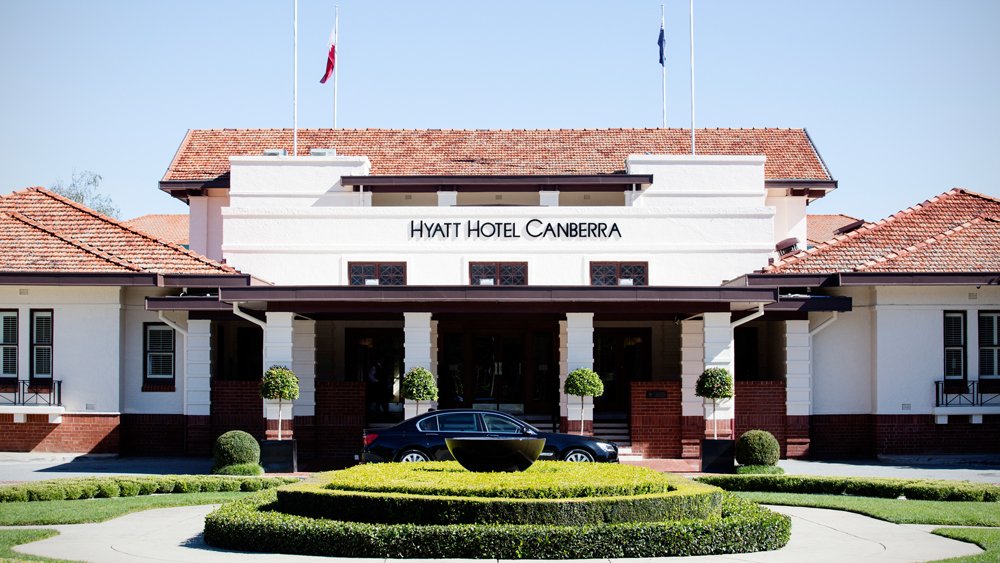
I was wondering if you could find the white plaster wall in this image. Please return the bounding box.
[188,192,228,262]
[871,285,1000,415]
[0,286,122,413]
[811,287,874,415]
[222,206,774,286]
[121,288,186,415]
[765,195,808,248]
[228,155,371,208]
[221,154,779,287]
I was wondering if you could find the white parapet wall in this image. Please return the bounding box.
[220,154,778,287]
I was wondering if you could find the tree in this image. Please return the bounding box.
[400,367,438,416]
[563,368,604,435]
[695,367,734,440]
[50,170,120,218]
[260,365,300,441]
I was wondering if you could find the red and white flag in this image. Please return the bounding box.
[320,23,336,84]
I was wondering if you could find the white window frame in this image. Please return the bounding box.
[980,311,1000,378]
[144,323,176,381]
[30,310,53,380]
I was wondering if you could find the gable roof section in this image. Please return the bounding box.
[0,211,140,272]
[0,188,238,276]
[806,214,863,245]
[765,189,1000,274]
[161,128,832,185]
[124,214,189,245]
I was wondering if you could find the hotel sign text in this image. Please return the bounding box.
[409,219,622,239]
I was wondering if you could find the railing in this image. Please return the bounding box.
[935,380,1000,407]
[0,380,62,406]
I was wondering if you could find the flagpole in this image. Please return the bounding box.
[661,4,666,128]
[293,0,299,156]
[689,0,695,154]
[333,6,339,129]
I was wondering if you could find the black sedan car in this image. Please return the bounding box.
[362,409,618,463]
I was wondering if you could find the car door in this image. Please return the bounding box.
[432,412,483,460]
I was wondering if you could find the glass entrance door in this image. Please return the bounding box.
[593,328,651,415]
[438,324,557,416]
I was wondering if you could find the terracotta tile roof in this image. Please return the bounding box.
[0,211,139,272]
[806,214,863,246]
[764,189,1000,274]
[162,128,832,183]
[859,217,1000,272]
[0,188,238,276]
[124,214,189,246]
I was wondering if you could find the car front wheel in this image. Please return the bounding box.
[398,449,431,462]
[562,448,595,462]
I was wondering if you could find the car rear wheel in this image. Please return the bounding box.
[398,449,431,462]
[562,448,595,462]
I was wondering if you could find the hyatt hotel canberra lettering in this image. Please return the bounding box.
[409,219,623,239]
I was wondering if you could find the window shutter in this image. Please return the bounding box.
[944,314,964,347]
[980,313,998,347]
[1,313,15,345]
[33,347,52,378]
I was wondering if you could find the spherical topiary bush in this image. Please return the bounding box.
[735,430,780,467]
[214,430,261,470]
[401,366,438,414]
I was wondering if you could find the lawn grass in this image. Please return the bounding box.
[0,491,249,526]
[932,528,1000,562]
[735,492,1000,526]
[0,529,74,562]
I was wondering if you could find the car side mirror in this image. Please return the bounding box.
[522,427,537,436]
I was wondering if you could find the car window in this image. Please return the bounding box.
[482,413,522,434]
[416,416,438,432]
[437,412,479,432]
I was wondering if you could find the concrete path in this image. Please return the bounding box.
[12,504,983,562]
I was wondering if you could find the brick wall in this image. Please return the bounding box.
[809,414,874,458]
[629,381,682,458]
[0,413,118,453]
[211,380,264,441]
[311,380,365,468]
[120,414,185,456]
[874,415,1000,455]
[735,380,788,456]
[560,417,594,435]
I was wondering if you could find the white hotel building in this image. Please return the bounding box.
[1,128,997,464]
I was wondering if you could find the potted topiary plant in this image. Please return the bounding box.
[695,367,735,473]
[259,365,300,472]
[401,366,437,418]
[734,429,784,474]
[563,368,604,435]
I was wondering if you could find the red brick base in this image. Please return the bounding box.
[560,417,594,436]
[629,381,681,458]
[734,380,796,456]
[0,413,119,453]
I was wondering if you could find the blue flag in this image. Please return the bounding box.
[657,25,665,66]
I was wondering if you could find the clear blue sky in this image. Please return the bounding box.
[1,1,998,221]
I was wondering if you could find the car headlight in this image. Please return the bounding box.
[597,442,616,453]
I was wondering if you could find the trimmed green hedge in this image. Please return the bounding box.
[213,430,261,470]
[735,430,780,466]
[213,463,265,476]
[205,490,790,559]
[0,475,298,503]
[736,465,785,475]
[696,474,1000,502]
[321,460,672,499]
[277,480,722,525]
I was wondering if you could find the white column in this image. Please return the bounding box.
[703,312,734,431]
[680,319,705,417]
[562,313,595,431]
[185,320,212,417]
[292,319,316,417]
[403,312,435,418]
[437,191,457,207]
[785,320,811,416]
[264,312,295,423]
[539,191,560,207]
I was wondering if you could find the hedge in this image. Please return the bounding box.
[735,430,780,466]
[276,480,722,525]
[0,475,298,503]
[205,490,791,559]
[320,460,673,499]
[736,465,785,475]
[696,474,1000,502]
[213,463,265,476]
[213,430,260,470]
